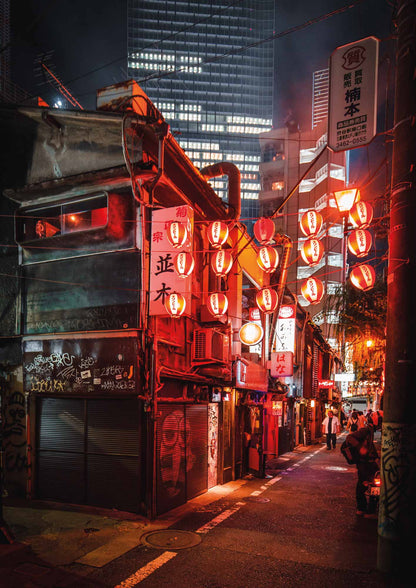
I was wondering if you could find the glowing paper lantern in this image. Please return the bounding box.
[166,221,188,248]
[165,292,186,317]
[207,221,229,248]
[350,264,376,291]
[207,292,228,318]
[301,239,324,267]
[254,217,275,245]
[256,287,278,314]
[239,322,264,346]
[301,277,324,305]
[347,229,372,258]
[211,249,233,276]
[299,210,323,237]
[349,201,374,229]
[174,252,195,277]
[257,246,279,273]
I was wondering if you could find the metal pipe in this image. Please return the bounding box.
[200,162,241,220]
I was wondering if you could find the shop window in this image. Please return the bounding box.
[16,194,108,243]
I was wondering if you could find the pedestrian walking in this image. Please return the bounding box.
[322,410,340,450]
[346,410,359,432]
[343,425,380,517]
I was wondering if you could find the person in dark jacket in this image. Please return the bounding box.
[345,425,380,517]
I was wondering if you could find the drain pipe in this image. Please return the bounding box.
[200,162,241,220]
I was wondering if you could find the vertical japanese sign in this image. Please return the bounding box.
[274,305,296,353]
[328,36,379,152]
[149,205,193,316]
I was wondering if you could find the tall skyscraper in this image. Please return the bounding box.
[312,68,329,129]
[127,0,275,226]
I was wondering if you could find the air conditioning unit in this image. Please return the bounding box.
[192,329,230,364]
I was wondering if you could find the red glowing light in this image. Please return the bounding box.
[350,264,376,291]
[301,277,325,305]
[253,217,275,245]
[301,238,324,267]
[207,292,229,318]
[347,229,372,258]
[255,287,278,314]
[299,210,323,238]
[211,250,233,276]
[207,221,229,248]
[256,246,279,273]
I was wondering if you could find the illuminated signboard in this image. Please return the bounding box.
[149,205,193,316]
[274,305,296,353]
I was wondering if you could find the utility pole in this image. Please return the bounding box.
[378,0,416,578]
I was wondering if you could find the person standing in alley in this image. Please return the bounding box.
[322,409,340,450]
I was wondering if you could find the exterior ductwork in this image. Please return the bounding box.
[200,162,241,220]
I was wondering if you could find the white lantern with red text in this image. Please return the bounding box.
[207,221,229,249]
[211,249,233,276]
[301,239,324,266]
[347,229,372,258]
[348,201,374,229]
[256,287,278,314]
[257,246,279,273]
[301,277,324,305]
[166,221,188,248]
[254,217,275,245]
[207,292,228,318]
[174,252,195,278]
[350,264,376,291]
[165,292,186,317]
[299,210,323,237]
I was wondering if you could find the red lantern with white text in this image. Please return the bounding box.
[350,264,375,291]
[207,293,228,318]
[174,252,195,277]
[299,210,323,237]
[166,221,188,248]
[207,221,229,249]
[301,239,324,266]
[254,217,275,245]
[348,201,374,229]
[165,292,186,317]
[257,246,279,273]
[211,249,233,276]
[347,229,372,258]
[301,277,324,305]
[256,287,278,314]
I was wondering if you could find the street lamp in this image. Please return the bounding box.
[333,188,360,215]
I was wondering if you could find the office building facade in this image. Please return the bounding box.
[127,0,275,226]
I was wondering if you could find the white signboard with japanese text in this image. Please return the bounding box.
[328,36,379,152]
[274,305,296,353]
[149,205,193,316]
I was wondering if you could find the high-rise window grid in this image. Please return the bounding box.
[127,0,275,226]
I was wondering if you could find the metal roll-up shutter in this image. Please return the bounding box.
[186,404,208,500]
[156,404,186,515]
[37,398,85,504]
[87,398,141,513]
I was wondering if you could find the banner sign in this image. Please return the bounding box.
[149,205,193,316]
[328,36,379,152]
[274,304,296,352]
[271,351,293,378]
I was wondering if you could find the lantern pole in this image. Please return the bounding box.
[377,0,416,577]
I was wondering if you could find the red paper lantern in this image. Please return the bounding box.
[350,264,376,291]
[257,246,279,273]
[166,221,188,248]
[301,277,324,305]
[299,210,323,237]
[164,292,186,317]
[207,292,228,318]
[174,252,195,277]
[207,221,229,248]
[348,201,374,229]
[301,239,324,266]
[256,287,278,314]
[211,249,233,276]
[347,229,372,258]
[254,217,275,245]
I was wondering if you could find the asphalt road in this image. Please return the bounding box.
[54,433,410,588]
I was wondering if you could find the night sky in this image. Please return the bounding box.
[9,0,395,186]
